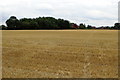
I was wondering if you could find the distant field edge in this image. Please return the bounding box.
[1,29,119,30]
[1,29,119,31]
[1,78,119,80]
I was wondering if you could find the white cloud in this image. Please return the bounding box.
[0,0,119,26]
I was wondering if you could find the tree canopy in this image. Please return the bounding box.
[5,16,71,30]
[0,16,119,30]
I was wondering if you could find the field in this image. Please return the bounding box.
[2,30,118,78]
[0,30,2,79]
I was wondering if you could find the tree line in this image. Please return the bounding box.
[1,16,120,30]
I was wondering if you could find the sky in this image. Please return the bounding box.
[0,0,119,27]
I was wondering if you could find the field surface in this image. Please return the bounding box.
[2,30,118,78]
[0,30,2,79]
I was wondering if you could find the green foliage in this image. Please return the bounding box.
[5,16,118,30]
[79,23,86,29]
[6,16,71,30]
[114,23,120,29]
[87,25,93,29]
[6,16,19,30]
[0,25,7,30]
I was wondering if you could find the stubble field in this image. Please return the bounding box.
[2,30,118,78]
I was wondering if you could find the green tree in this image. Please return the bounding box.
[0,25,7,30]
[114,23,120,29]
[6,16,19,30]
[79,23,86,29]
[5,16,72,30]
[87,25,92,29]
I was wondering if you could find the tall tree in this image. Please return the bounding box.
[6,16,19,30]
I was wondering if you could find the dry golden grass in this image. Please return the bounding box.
[2,30,118,78]
[0,30,2,79]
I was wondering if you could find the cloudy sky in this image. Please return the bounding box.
[0,0,119,27]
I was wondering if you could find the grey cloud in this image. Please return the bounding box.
[0,0,119,26]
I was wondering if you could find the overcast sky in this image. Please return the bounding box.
[0,0,119,27]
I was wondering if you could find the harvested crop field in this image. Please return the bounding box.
[2,30,118,78]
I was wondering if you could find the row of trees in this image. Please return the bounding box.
[5,16,71,30]
[71,23,120,29]
[1,16,120,30]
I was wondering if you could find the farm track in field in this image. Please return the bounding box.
[2,30,118,78]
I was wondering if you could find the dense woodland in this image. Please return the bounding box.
[0,16,120,30]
